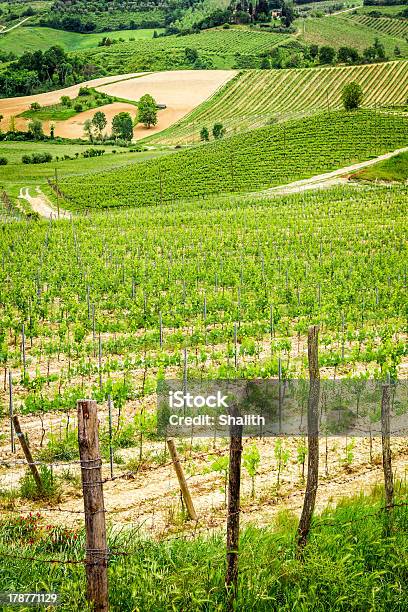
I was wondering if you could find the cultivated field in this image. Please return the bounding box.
[148,60,408,144]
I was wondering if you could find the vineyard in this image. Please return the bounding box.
[0,180,407,607]
[300,14,408,56]
[81,27,290,72]
[147,60,408,144]
[57,110,408,207]
[350,14,408,39]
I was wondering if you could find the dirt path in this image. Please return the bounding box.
[18,187,71,220]
[0,16,32,34]
[254,146,408,197]
[326,6,358,17]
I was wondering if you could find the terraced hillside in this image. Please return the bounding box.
[148,60,408,144]
[59,110,408,208]
[81,27,290,71]
[299,15,408,57]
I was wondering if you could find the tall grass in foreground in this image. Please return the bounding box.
[0,486,407,611]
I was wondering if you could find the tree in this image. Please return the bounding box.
[260,56,270,69]
[342,82,364,111]
[30,102,41,111]
[83,119,94,142]
[0,114,3,133]
[138,94,157,128]
[200,126,210,141]
[213,122,226,139]
[281,1,295,27]
[28,119,44,140]
[319,46,336,65]
[338,46,360,64]
[92,111,107,140]
[185,47,199,64]
[50,123,55,139]
[112,112,134,141]
[60,95,71,107]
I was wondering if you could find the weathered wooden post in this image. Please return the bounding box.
[77,399,109,612]
[167,438,197,521]
[297,325,320,550]
[13,415,43,494]
[381,379,394,512]
[226,404,243,610]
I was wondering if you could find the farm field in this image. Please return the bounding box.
[55,110,408,207]
[299,14,408,56]
[0,70,234,139]
[1,5,408,609]
[349,14,408,38]
[0,27,164,55]
[147,60,408,144]
[80,27,291,72]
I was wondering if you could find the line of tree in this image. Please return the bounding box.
[0,46,92,97]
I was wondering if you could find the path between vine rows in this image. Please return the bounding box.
[18,187,71,220]
[255,145,408,197]
[20,145,408,219]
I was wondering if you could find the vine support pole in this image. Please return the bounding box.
[226,404,243,610]
[77,399,109,612]
[13,415,43,494]
[381,380,394,525]
[167,438,197,521]
[297,325,320,551]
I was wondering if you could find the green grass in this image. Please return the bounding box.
[58,110,408,208]
[0,27,163,55]
[0,143,175,199]
[146,60,408,145]
[0,487,407,610]
[18,87,122,121]
[299,14,408,57]
[354,150,408,182]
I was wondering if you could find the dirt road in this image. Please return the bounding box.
[19,187,71,219]
[255,146,408,197]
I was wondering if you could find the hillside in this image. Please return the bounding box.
[299,14,408,56]
[58,110,408,208]
[0,26,162,55]
[146,60,408,144]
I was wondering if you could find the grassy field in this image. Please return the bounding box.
[0,27,163,55]
[0,487,407,611]
[299,14,408,56]
[353,150,408,182]
[55,110,408,208]
[0,143,174,199]
[80,27,291,72]
[147,61,408,145]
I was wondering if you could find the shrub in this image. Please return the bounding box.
[74,103,83,112]
[22,152,53,164]
[30,102,41,111]
[0,157,8,165]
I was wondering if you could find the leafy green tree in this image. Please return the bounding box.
[92,111,107,140]
[260,56,270,69]
[60,95,71,107]
[112,112,134,141]
[30,102,41,111]
[319,46,336,65]
[212,122,226,139]
[342,82,364,111]
[138,94,157,128]
[28,119,44,140]
[200,126,209,141]
[83,119,94,142]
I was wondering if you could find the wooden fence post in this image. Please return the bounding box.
[12,415,43,494]
[297,325,320,550]
[381,380,394,512]
[225,405,243,610]
[167,438,197,521]
[77,399,109,612]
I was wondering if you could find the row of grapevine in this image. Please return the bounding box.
[351,15,408,39]
[60,110,408,208]
[149,60,408,144]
